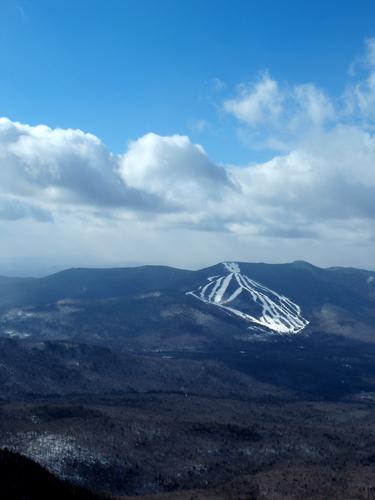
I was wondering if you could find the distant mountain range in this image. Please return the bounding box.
[1,260,375,347]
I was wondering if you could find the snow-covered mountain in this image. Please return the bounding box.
[187,262,309,334]
[1,260,375,347]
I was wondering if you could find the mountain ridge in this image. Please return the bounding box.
[0,260,375,345]
[1,258,374,281]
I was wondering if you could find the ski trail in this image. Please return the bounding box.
[187,262,309,335]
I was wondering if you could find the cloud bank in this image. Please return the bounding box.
[1,39,375,272]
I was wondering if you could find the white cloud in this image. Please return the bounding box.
[223,72,283,126]
[0,120,233,221]
[345,38,375,120]
[0,117,125,206]
[1,114,375,271]
[293,84,335,126]
[119,132,232,208]
[2,38,375,272]
[231,125,375,226]
[223,73,335,142]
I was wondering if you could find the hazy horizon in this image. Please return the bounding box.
[1,256,374,279]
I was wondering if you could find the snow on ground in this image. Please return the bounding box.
[2,431,110,482]
[187,262,309,335]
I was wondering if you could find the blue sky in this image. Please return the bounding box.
[1,0,375,164]
[1,1,375,274]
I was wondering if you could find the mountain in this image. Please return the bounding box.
[0,265,191,309]
[1,260,375,346]
[1,261,375,497]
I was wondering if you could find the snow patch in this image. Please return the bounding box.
[224,262,240,273]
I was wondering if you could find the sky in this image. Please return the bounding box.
[1,0,375,275]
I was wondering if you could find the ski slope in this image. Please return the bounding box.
[187,262,309,334]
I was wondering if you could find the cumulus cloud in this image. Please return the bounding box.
[223,72,336,148]
[0,118,204,217]
[119,133,233,208]
[0,117,127,206]
[0,118,235,226]
[1,114,375,254]
[2,38,375,271]
[230,125,375,226]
